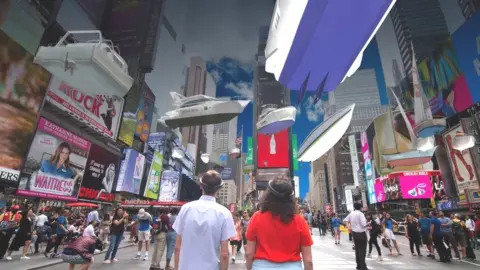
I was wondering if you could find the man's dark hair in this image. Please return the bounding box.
[199,170,223,195]
[431,211,438,217]
[258,175,296,224]
[354,202,362,211]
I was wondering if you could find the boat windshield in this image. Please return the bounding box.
[178,95,218,107]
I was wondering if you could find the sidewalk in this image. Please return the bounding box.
[0,233,135,270]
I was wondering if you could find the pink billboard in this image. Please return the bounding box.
[399,175,433,199]
[16,118,91,201]
[360,131,370,161]
[374,179,385,203]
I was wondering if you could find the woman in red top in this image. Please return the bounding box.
[245,176,313,270]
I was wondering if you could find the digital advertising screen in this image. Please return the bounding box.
[257,129,289,168]
[158,170,180,202]
[116,148,145,194]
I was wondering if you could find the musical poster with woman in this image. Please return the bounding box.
[443,124,479,196]
[16,118,91,201]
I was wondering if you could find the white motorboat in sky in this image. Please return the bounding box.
[298,104,355,162]
[160,93,250,128]
[256,104,296,134]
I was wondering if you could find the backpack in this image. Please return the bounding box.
[452,221,464,236]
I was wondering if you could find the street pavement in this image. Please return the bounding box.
[3,230,480,269]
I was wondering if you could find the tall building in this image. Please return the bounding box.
[459,0,480,19]
[390,0,450,74]
[216,179,237,206]
[182,56,207,175]
[211,108,238,165]
[325,69,388,133]
[311,156,328,211]
[254,26,292,186]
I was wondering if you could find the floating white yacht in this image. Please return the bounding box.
[298,104,355,162]
[256,104,296,134]
[160,93,250,128]
[34,30,133,97]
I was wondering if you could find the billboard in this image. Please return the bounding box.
[158,170,180,202]
[118,81,143,147]
[390,172,434,200]
[374,178,386,203]
[79,144,121,203]
[135,83,155,142]
[0,30,51,187]
[17,118,91,201]
[443,124,479,195]
[418,39,473,117]
[116,149,146,194]
[361,131,375,203]
[292,134,299,171]
[257,129,289,168]
[46,77,124,140]
[349,134,360,186]
[143,152,163,200]
[246,137,253,165]
[451,11,480,104]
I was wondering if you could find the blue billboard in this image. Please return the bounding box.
[116,149,146,194]
[451,11,480,104]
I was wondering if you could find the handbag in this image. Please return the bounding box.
[381,237,388,248]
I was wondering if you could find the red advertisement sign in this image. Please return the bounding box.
[257,130,289,168]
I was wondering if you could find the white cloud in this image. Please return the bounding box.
[225,81,253,99]
[304,96,324,122]
[210,70,221,83]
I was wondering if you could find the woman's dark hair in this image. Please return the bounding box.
[170,208,178,215]
[103,214,110,221]
[114,208,123,217]
[258,176,296,224]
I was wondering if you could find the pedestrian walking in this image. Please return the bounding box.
[172,170,236,270]
[405,214,422,256]
[134,208,153,260]
[244,176,313,270]
[344,202,369,270]
[366,214,383,261]
[149,209,169,270]
[104,208,128,264]
[430,211,450,263]
[165,208,178,270]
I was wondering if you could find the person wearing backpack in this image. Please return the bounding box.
[438,211,460,260]
[452,213,467,259]
[149,209,169,270]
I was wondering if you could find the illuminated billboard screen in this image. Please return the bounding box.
[257,129,289,168]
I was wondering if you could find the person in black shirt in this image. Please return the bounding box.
[104,208,128,263]
[366,214,383,261]
[405,214,422,256]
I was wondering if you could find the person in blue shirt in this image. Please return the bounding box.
[331,213,341,244]
[134,208,153,260]
[430,211,450,263]
[418,212,434,258]
[39,142,75,179]
[44,209,69,257]
[438,211,461,259]
[382,213,402,255]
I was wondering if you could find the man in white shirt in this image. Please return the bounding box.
[465,215,476,249]
[344,202,369,270]
[83,221,96,237]
[86,209,101,226]
[35,211,48,227]
[173,170,236,270]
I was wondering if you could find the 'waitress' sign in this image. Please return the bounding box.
[16,118,91,201]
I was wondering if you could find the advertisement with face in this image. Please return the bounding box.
[116,149,146,194]
[158,170,180,202]
[144,152,163,200]
[361,131,376,203]
[257,129,289,168]
[46,78,124,140]
[443,124,479,195]
[79,144,121,203]
[0,30,51,187]
[17,118,91,201]
[374,178,386,203]
[451,11,480,104]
